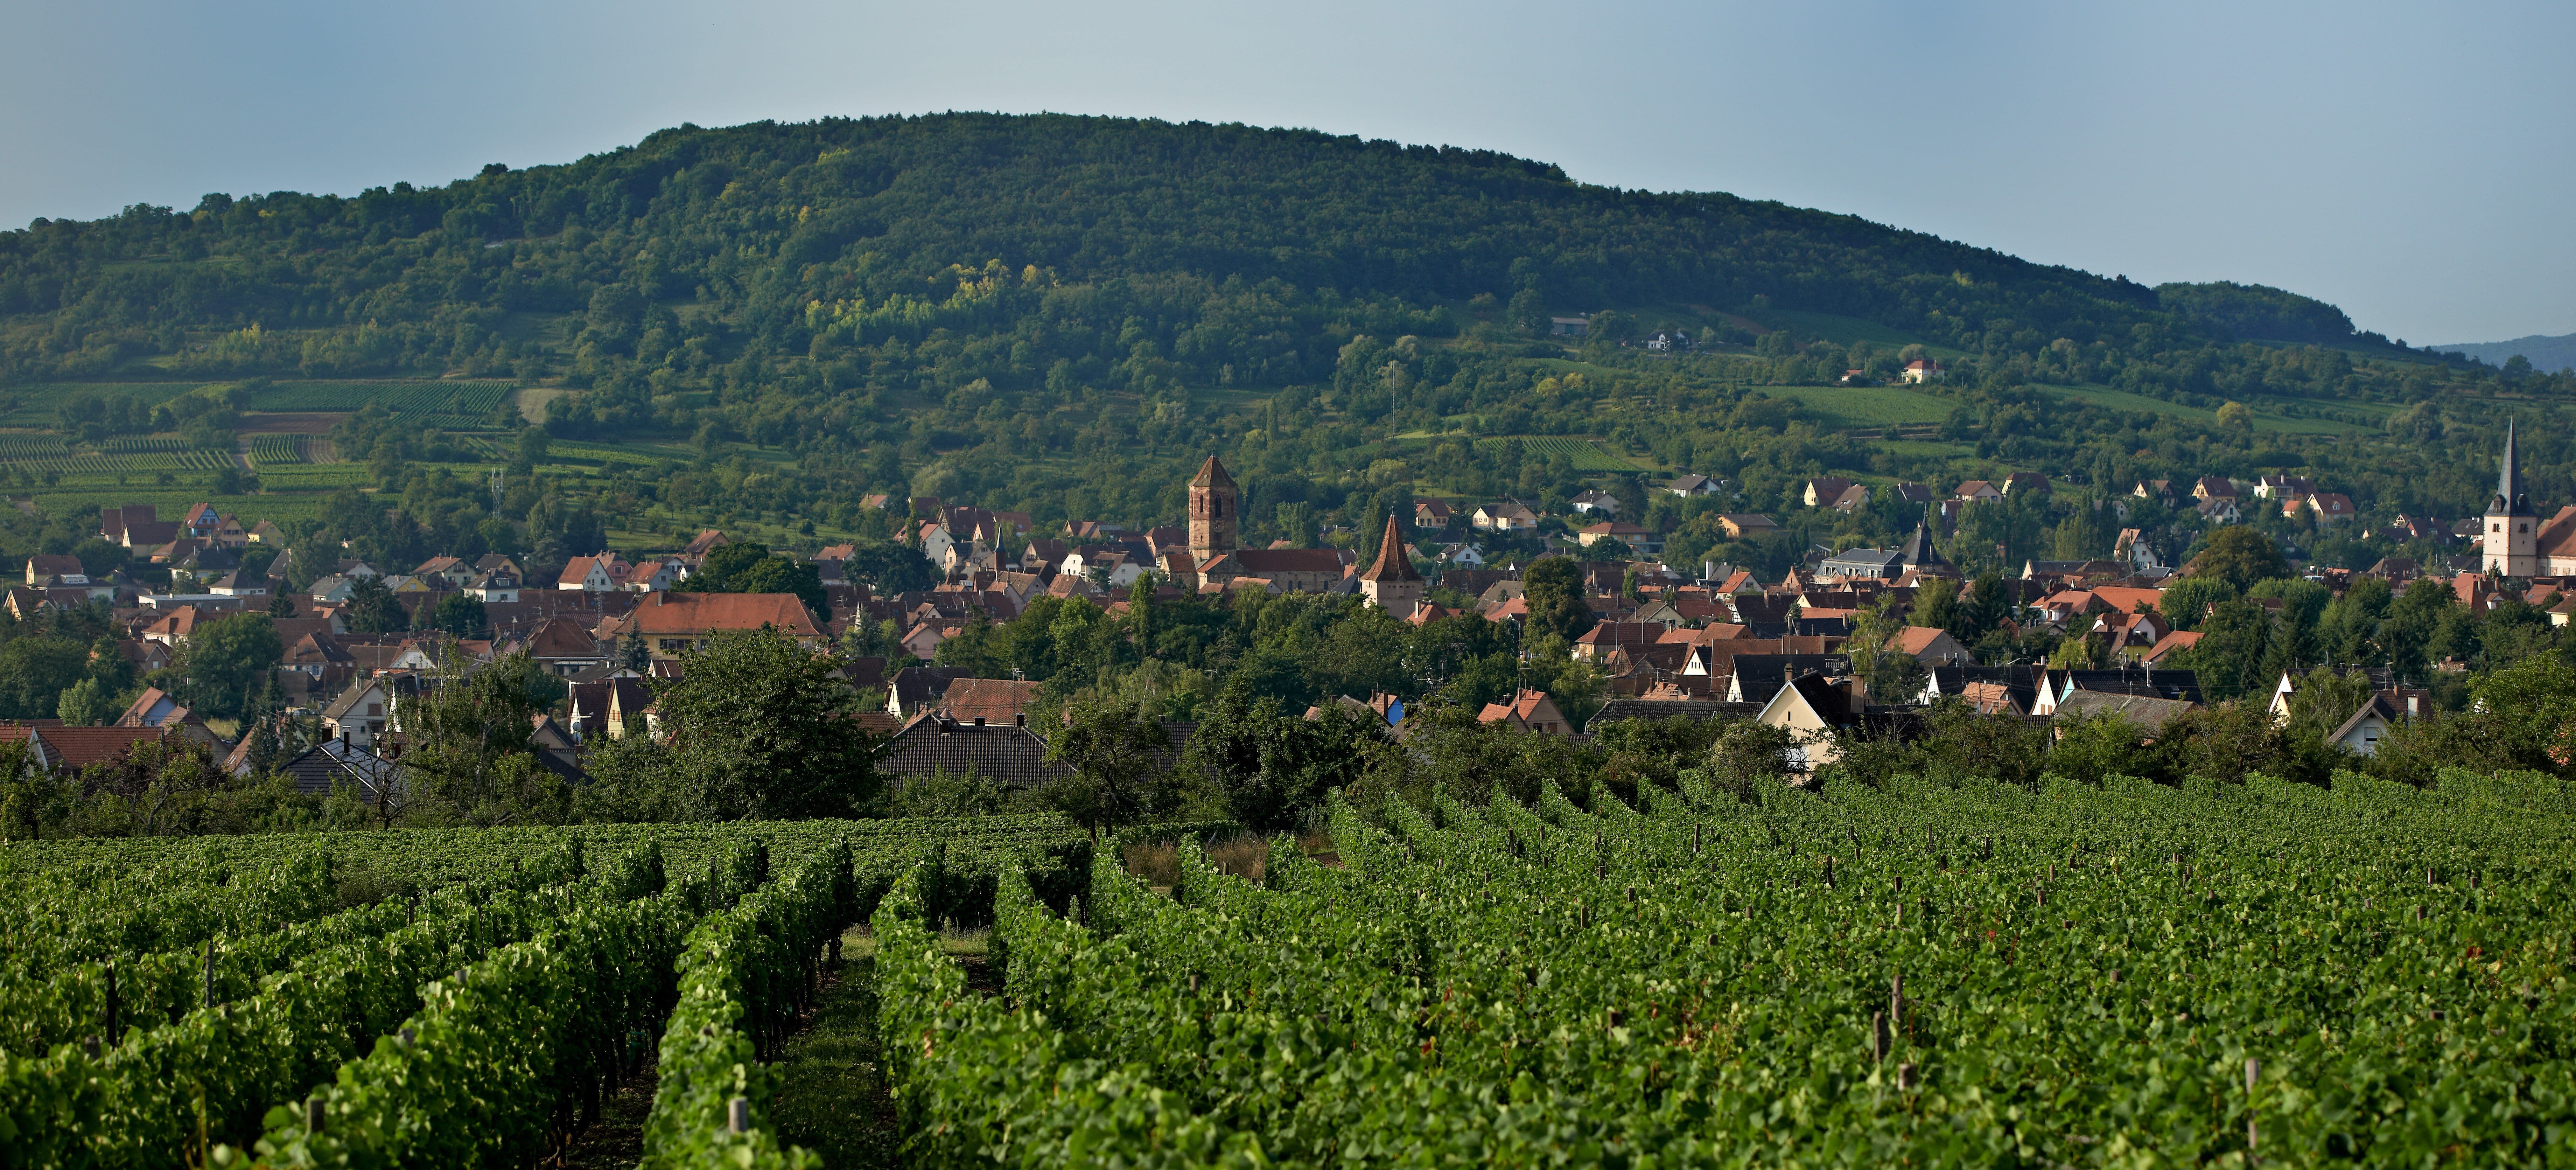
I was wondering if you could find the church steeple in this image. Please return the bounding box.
[2485,420,2538,577]
[1187,455,1239,561]
[1899,507,1952,574]
[2491,420,2532,517]
[1357,512,1425,615]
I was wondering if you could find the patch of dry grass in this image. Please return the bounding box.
[1125,833,1279,886]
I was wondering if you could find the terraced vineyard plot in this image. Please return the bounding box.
[881,769,2576,1165]
[1,447,237,479]
[249,433,308,465]
[1487,435,1644,471]
[551,441,662,466]
[246,379,513,417]
[0,434,71,458]
[252,463,372,488]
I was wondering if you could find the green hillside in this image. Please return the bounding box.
[0,113,2569,581]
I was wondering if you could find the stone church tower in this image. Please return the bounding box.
[1188,456,1239,562]
[2486,421,2536,577]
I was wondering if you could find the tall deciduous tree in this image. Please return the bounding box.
[401,650,569,826]
[178,613,283,719]
[1521,556,1595,642]
[341,575,409,634]
[590,627,878,820]
[53,676,116,726]
[426,592,488,637]
[1041,698,1172,828]
[2193,526,2289,592]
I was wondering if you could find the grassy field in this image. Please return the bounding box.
[0,383,214,426]
[1506,435,1644,471]
[1755,384,1956,428]
[24,488,329,526]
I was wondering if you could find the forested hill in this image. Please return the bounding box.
[1,112,2566,585]
[0,112,2174,378]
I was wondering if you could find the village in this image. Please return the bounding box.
[5,425,2569,803]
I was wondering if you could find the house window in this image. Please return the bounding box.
[367,703,382,717]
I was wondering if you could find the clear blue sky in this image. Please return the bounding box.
[5,0,2569,344]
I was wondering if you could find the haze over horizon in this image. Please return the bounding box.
[5,0,2568,346]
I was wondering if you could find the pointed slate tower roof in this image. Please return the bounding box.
[1358,514,1422,583]
[1189,456,1236,490]
[1898,511,1951,572]
[2491,421,2532,516]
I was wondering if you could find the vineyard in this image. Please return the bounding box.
[245,463,372,489]
[0,434,70,458]
[0,445,238,483]
[551,441,664,467]
[248,434,308,465]
[0,815,1086,1168]
[13,771,2571,1168]
[245,379,514,418]
[1490,435,1644,472]
[878,768,2576,1165]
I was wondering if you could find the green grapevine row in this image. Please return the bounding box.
[3,815,1083,896]
[0,844,660,1168]
[635,840,854,1168]
[0,847,346,987]
[1,817,1093,1166]
[875,860,1263,1167]
[873,767,2576,1165]
[233,844,709,1166]
[0,837,595,1059]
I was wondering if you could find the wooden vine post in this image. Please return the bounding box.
[2245,1057,2259,1159]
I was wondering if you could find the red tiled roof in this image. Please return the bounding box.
[22,725,180,772]
[618,592,822,639]
[940,678,1041,726]
[1227,548,1351,575]
[1357,515,1422,583]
